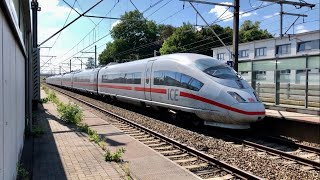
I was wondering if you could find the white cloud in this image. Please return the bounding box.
[111,20,121,29]
[209,2,233,21]
[195,26,202,31]
[209,2,254,21]
[296,25,308,33]
[263,12,279,19]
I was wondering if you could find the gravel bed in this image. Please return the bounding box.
[51,87,320,179]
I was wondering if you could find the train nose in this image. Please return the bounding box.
[228,102,266,123]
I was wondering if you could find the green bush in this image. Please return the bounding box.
[78,123,90,133]
[47,91,59,104]
[17,164,29,180]
[31,126,44,137]
[104,148,126,162]
[40,97,49,104]
[88,129,101,143]
[57,103,83,124]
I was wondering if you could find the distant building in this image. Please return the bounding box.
[212,30,319,63]
[211,31,320,108]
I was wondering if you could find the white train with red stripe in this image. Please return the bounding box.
[46,53,265,129]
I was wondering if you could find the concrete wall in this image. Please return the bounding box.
[0,7,26,180]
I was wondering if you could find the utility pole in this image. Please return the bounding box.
[70,59,72,72]
[154,50,158,57]
[95,45,97,68]
[59,66,62,75]
[232,0,239,71]
[260,0,315,38]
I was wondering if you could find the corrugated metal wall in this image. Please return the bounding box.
[0,8,26,180]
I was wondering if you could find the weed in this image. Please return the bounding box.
[89,131,101,143]
[104,148,126,162]
[123,162,131,180]
[17,164,29,180]
[47,91,59,104]
[31,126,44,137]
[78,123,90,133]
[40,97,49,104]
[98,141,107,151]
[57,103,83,124]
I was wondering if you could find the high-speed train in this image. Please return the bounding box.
[46,53,265,129]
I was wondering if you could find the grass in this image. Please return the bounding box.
[57,103,83,124]
[104,148,126,162]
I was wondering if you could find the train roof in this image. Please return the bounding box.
[102,53,222,69]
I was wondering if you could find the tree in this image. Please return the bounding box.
[239,20,273,43]
[85,57,95,69]
[160,23,198,55]
[160,24,233,56]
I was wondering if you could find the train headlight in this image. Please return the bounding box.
[227,92,246,103]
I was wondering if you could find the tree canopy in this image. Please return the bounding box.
[99,11,273,64]
[85,57,95,69]
[99,10,175,65]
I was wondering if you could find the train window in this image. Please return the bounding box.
[189,79,204,91]
[126,73,133,84]
[102,75,108,83]
[204,65,238,79]
[119,73,125,84]
[196,59,238,80]
[133,72,141,84]
[154,71,164,85]
[175,73,181,87]
[180,74,192,89]
[164,71,177,86]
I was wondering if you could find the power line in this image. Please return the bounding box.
[39,0,103,47]
[50,0,77,50]
[56,0,120,64]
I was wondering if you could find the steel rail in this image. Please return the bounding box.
[47,85,262,180]
[225,135,320,169]
[259,135,320,154]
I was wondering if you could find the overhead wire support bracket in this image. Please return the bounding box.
[38,0,103,47]
[184,2,233,56]
[180,0,235,7]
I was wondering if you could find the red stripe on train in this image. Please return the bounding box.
[99,84,132,90]
[134,87,167,94]
[180,92,265,116]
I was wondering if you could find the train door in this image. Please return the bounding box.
[144,60,155,101]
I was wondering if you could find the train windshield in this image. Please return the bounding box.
[195,59,240,80]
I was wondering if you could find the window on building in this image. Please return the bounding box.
[239,50,249,58]
[276,44,291,55]
[217,53,225,60]
[280,70,291,74]
[255,47,267,57]
[297,39,320,52]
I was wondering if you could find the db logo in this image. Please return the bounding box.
[248,98,255,102]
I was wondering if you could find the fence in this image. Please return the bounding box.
[239,55,320,108]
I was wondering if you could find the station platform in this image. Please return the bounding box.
[265,103,320,125]
[42,90,200,180]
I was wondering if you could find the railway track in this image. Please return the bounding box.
[47,85,262,180]
[221,134,320,171]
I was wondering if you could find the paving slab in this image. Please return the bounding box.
[53,89,201,180]
[266,109,320,125]
[33,90,126,180]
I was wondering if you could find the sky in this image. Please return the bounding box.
[37,0,320,74]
